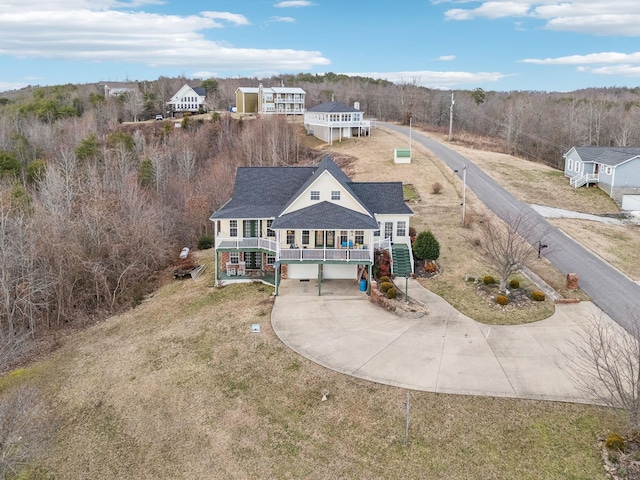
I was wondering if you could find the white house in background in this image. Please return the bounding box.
[167,84,206,116]
[235,84,306,115]
[102,82,138,97]
[303,101,372,145]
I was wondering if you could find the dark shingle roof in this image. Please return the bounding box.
[271,202,379,230]
[210,166,315,219]
[349,182,414,215]
[210,156,414,225]
[306,101,360,113]
[574,147,640,167]
[193,87,206,96]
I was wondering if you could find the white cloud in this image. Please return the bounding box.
[0,4,329,72]
[585,65,640,77]
[441,0,640,36]
[342,70,507,89]
[271,16,296,23]
[274,1,314,7]
[438,55,456,61]
[521,52,640,65]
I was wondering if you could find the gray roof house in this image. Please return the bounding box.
[303,101,372,144]
[563,146,640,209]
[210,155,414,293]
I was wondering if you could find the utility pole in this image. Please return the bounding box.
[462,161,467,225]
[448,92,455,142]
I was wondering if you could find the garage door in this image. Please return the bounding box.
[324,264,357,280]
[622,195,640,211]
[287,263,319,279]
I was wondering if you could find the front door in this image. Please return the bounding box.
[384,222,393,242]
[243,220,258,237]
[315,230,336,247]
[326,230,335,248]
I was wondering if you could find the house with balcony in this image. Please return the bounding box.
[235,84,306,115]
[167,84,206,116]
[210,155,414,294]
[563,146,640,209]
[304,101,372,145]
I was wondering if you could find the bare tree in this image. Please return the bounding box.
[569,313,640,431]
[474,211,544,291]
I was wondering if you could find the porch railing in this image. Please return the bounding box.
[216,237,278,252]
[570,173,599,188]
[279,248,372,262]
[216,237,374,262]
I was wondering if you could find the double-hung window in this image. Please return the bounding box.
[266,219,275,237]
[229,220,238,237]
[310,191,320,201]
[397,221,407,237]
[331,191,341,201]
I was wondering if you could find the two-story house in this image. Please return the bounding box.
[210,156,414,294]
[235,84,306,115]
[303,101,372,145]
[167,84,206,116]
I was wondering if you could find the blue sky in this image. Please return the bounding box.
[1,0,640,93]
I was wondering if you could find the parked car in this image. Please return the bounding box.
[155,114,163,120]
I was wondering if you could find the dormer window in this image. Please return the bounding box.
[331,191,341,200]
[310,191,320,201]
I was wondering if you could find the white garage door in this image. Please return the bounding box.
[622,195,640,211]
[323,264,357,280]
[287,263,319,279]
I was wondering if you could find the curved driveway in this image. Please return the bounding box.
[382,123,640,332]
[272,279,610,404]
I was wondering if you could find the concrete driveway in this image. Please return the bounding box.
[271,278,616,404]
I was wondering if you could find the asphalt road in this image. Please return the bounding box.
[382,122,640,331]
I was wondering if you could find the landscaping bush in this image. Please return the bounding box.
[509,278,520,289]
[531,290,546,301]
[379,276,390,284]
[496,294,509,305]
[380,282,394,293]
[198,234,213,250]
[482,275,495,285]
[413,230,440,263]
[606,432,626,453]
[386,287,398,299]
[431,182,443,194]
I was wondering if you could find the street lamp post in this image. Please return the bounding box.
[454,161,467,225]
[405,273,410,303]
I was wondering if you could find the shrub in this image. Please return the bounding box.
[379,276,390,284]
[606,432,626,453]
[431,182,443,194]
[380,282,394,293]
[496,294,509,305]
[509,278,520,289]
[531,290,546,301]
[425,261,438,273]
[413,230,440,262]
[386,287,398,299]
[482,275,495,285]
[198,234,213,250]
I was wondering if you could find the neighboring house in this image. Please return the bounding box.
[303,101,372,145]
[235,84,305,115]
[210,155,414,293]
[563,146,640,209]
[102,82,138,97]
[167,84,206,116]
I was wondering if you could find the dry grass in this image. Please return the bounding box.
[318,127,589,325]
[439,134,621,215]
[548,218,640,280]
[6,252,617,479]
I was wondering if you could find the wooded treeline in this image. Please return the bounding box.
[0,73,639,362]
[0,84,316,364]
